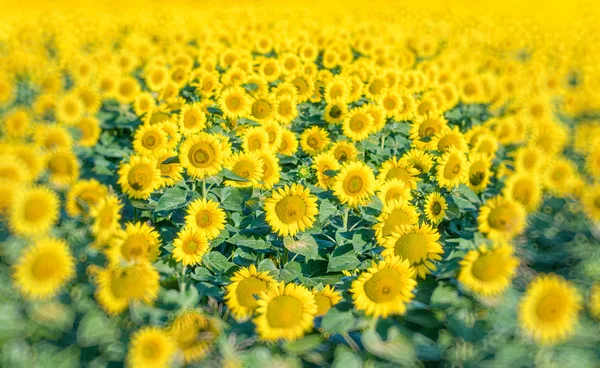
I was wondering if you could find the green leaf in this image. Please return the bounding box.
[160,155,180,164]
[321,308,355,334]
[451,195,477,211]
[332,345,362,368]
[273,261,302,282]
[327,246,360,272]
[258,258,277,273]
[283,334,323,355]
[222,168,250,182]
[155,187,188,212]
[456,184,481,203]
[202,252,235,273]
[362,328,417,365]
[284,233,319,260]
[430,284,460,309]
[207,106,223,115]
[323,169,339,177]
[221,187,245,211]
[228,233,270,250]
[319,199,338,223]
[242,83,258,91]
[76,311,121,347]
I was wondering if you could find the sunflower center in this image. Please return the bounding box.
[369,79,384,95]
[235,276,268,308]
[419,121,439,138]
[24,198,48,222]
[536,293,567,322]
[128,165,151,190]
[364,268,401,303]
[31,256,58,280]
[189,144,215,167]
[232,160,254,179]
[292,77,308,95]
[594,196,600,210]
[48,156,71,175]
[274,195,307,224]
[278,101,292,116]
[160,163,174,175]
[431,201,442,215]
[249,136,263,150]
[385,167,410,183]
[266,295,304,328]
[350,115,368,132]
[330,106,342,119]
[394,232,429,263]
[307,134,321,148]
[343,174,364,194]
[183,239,199,254]
[471,253,504,282]
[141,340,161,360]
[383,97,397,110]
[382,209,412,236]
[226,95,242,110]
[184,112,198,128]
[488,206,513,231]
[143,134,158,148]
[99,207,115,228]
[314,294,332,316]
[110,270,145,299]
[470,169,485,186]
[443,156,462,179]
[252,100,271,119]
[195,210,213,227]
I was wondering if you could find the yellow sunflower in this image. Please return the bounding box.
[300,126,331,156]
[261,120,283,150]
[115,76,140,103]
[169,310,221,364]
[478,196,527,242]
[9,185,60,238]
[313,285,343,317]
[45,149,80,188]
[172,227,209,266]
[0,155,29,183]
[107,222,162,265]
[351,255,417,318]
[382,224,443,279]
[133,124,168,156]
[179,103,207,136]
[330,140,358,163]
[56,93,84,124]
[153,149,184,187]
[409,113,447,150]
[373,199,419,245]
[224,152,264,188]
[377,156,420,189]
[219,86,250,120]
[435,146,469,189]
[242,126,271,153]
[503,172,542,212]
[12,237,75,299]
[277,129,299,156]
[264,183,318,237]
[118,155,161,199]
[466,153,492,194]
[323,98,347,125]
[184,198,227,240]
[256,151,281,190]
[133,92,156,117]
[225,264,276,320]
[74,117,101,147]
[342,106,374,141]
[431,126,468,152]
[90,194,122,247]
[127,327,176,368]
[254,282,317,341]
[424,192,448,225]
[581,185,600,223]
[179,133,223,179]
[400,148,435,174]
[543,158,577,197]
[518,274,582,345]
[11,144,44,181]
[250,94,276,122]
[34,124,73,151]
[0,181,17,215]
[586,145,600,179]
[313,151,341,190]
[458,243,519,296]
[513,145,546,175]
[275,94,298,124]
[65,179,108,218]
[377,178,413,206]
[95,261,160,315]
[332,161,376,208]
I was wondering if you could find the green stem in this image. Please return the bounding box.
[180,265,186,294]
[380,134,385,149]
[191,180,196,192]
[343,207,350,230]
[283,246,289,265]
[202,180,207,198]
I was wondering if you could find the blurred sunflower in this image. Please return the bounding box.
[45,149,80,188]
[377,178,413,206]
[224,151,264,187]
[313,151,340,190]
[65,179,108,218]
[277,129,299,156]
[373,199,419,244]
[153,148,184,187]
[127,327,175,368]
[225,264,275,320]
[478,196,526,241]
[458,243,519,296]
[169,310,221,364]
[300,126,331,156]
[90,194,122,247]
[312,285,343,317]
[435,146,469,189]
[9,185,59,238]
[108,222,162,265]
[342,106,374,141]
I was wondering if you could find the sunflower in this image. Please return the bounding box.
[56,93,84,124]
[12,237,75,299]
[503,172,542,212]
[394,93,416,121]
[289,73,315,102]
[376,178,412,206]
[518,274,582,345]
[342,106,374,141]
[478,196,527,242]
[377,157,420,189]
[435,147,469,189]
[275,94,298,124]
[75,84,101,114]
[424,192,448,225]
[300,126,331,156]
[90,194,122,247]
[127,327,175,368]
[458,243,519,296]
[172,227,209,266]
[65,179,108,217]
[366,103,387,133]
[513,145,546,174]
[9,186,59,238]
[261,121,283,150]
[373,199,419,244]
[312,285,343,317]
[581,185,600,222]
[277,129,299,156]
[169,310,221,363]
[225,264,276,320]
[224,152,264,188]
[264,183,318,237]
[219,86,250,120]
[11,144,44,181]
[133,92,156,117]
[332,161,377,208]
[323,98,347,125]
[45,149,80,188]
[242,126,271,153]
[431,126,468,152]
[466,153,492,193]
[115,76,140,103]
[313,152,341,190]
[95,261,160,315]
[152,149,184,187]
[254,282,317,341]
[543,158,577,197]
[133,124,168,156]
[118,155,161,199]
[589,283,600,319]
[400,148,435,174]
[256,151,281,189]
[184,198,227,240]
[379,90,404,118]
[74,117,101,147]
[179,133,223,179]
[0,156,29,183]
[250,94,276,122]
[470,132,499,159]
[409,113,447,150]
[323,76,350,104]
[330,140,358,163]
[34,124,73,151]
[107,222,161,265]
[351,255,417,318]
[382,224,443,279]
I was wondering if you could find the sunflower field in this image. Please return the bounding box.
[1,0,600,366]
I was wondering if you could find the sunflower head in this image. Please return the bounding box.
[264,183,318,237]
[127,327,176,368]
[333,161,376,208]
[458,243,519,296]
[118,155,161,199]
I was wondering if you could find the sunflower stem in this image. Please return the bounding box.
[202,180,207,198]
[343,207,350,230]
[341,331,360,352]
[191,180,196,192]
[283,246,289,265]
[380,134,385,149]
[180,265,187,294]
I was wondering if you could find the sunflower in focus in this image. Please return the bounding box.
[373,199,419,244]
[332,161,376,208]
[118,155,161,199]
[277,129,299,156]
[153,148,184,187]
[254,282,317,341]
[224,151,264,187]
[342,106,374,141]
[220,86,250,119]
[179,103,207,136]
[264,183,318,237]
[133,124,168,156]
[458,243,519,296]
[12,237,75,300]
[518,274,582,345]
[377,157,420,189]
[127,327,175,368]
[179,132,223,179]
[300,126,331,156]
[172,227,209,266]
[435,147,468,189]
[312,152,340,190]
[256,150,281,189]
[424,192,447,225]
[351,255,417,318]
[242,126,271,153]
[184,198,227,240]
[312,285,342,317]
[225,264,275,320]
